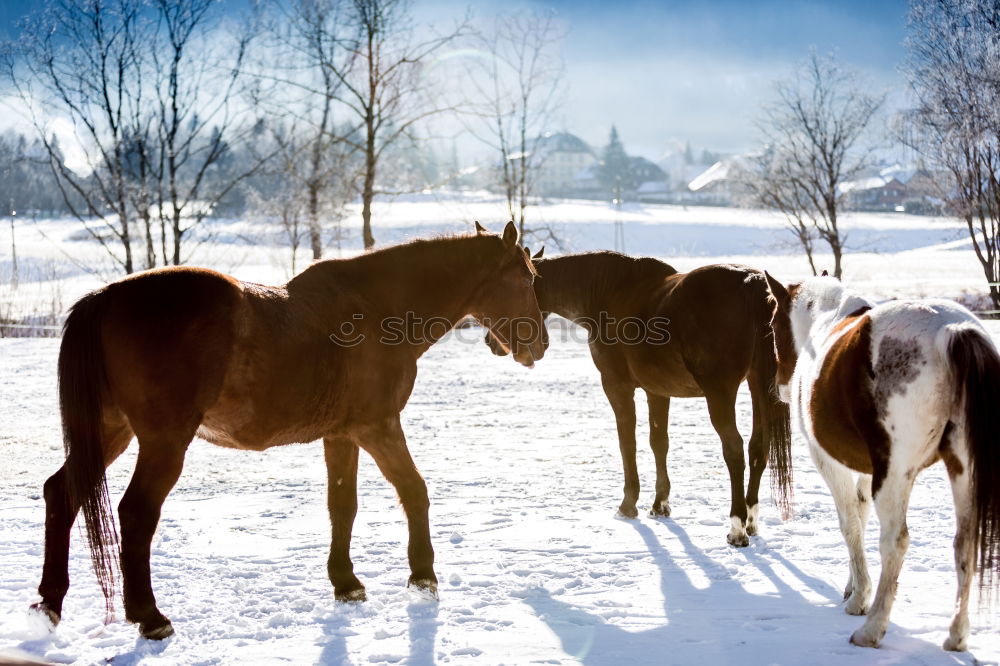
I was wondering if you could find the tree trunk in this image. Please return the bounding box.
[308,180,322,260]
[831,241,843,279]
[172,211,182,265]
[362,141,376,250]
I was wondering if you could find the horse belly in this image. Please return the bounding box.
[630,347,703,398]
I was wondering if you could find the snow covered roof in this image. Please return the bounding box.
[536,132,595,156]
[687,153,755,192]
[688,160,731,191]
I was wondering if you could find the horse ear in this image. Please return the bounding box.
[475,221,487,235]
[532,246,544,259]
[502,220,518,247]
[820,269,830,277]
[764,271,791,310]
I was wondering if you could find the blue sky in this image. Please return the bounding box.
[2,0,910,157]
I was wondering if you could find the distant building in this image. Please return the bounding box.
[686,154,753,205]
[532,132,598,197]
[839,164,947,213]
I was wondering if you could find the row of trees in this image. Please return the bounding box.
[744,0,1000,308]
[1,0,567,275]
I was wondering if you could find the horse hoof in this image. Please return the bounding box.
[649,502,671,518]
[844,598,868,616]
[745,523,757,537]
[943,636,967,652]
[727,534,750,547]
[616,506,639,519]
[29,602,60,629]
[849,627,881,648]
[335,587,367,603]
[139,619,174,640]
[407,578,439,600]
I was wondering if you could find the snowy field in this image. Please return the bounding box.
[1,194,999,665]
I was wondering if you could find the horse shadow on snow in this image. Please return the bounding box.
[523,519,976,666]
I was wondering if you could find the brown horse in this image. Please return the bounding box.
[30,222,545,640]
[488,251,792,546]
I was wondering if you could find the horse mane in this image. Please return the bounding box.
[290,233,510,287]
[553,250,677,279]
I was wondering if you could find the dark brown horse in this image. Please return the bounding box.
[31,222,545,640]
[488,251,792,546]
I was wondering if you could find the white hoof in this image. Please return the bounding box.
[844,593,869,616]
[849,623,883,648]
[943,635,967,652]
[727,516,749,548]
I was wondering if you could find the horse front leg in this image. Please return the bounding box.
[355,417,437,597]
[850,465,916,648]
[602,377,639,518]
[703,384,749,547]
[323,435,365,602]
[646,393,671,517]
[809,442,872,615]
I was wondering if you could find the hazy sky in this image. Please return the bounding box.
[424,0,909,157]
[2,0,910,159]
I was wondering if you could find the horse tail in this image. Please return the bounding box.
[749,273,793,519]
[949,326,1000,597]
[59,289,119,617]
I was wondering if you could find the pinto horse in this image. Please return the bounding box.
[31,222,545,640]
[488,251,792,546]
[765,274,1000,650]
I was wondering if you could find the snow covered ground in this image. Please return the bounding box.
[1,194,999,664]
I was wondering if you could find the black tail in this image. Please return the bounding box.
[59,290,119,617]
[949,327,1000,596]
[749,274,794,519]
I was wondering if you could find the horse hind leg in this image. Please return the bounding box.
[702,383,749,547]
[31,413,133,627]
[941,423,974,652]
[118,424,195,640]
[744,380,766,537]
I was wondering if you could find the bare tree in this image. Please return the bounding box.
[744,52,884,278]
[3,0,269,274]
[465,12,565,242]
[252,0,359,260]
[330,0,467,249]
[148,0,267,266]
[3,0,147,274]
[905,0,1000,308]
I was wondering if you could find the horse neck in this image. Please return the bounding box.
[799,288,874,351]
[302,238,499,353]
[536,254,668,321]
[534,256,601,321]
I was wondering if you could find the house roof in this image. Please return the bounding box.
[536,132,595,156]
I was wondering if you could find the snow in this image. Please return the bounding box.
[1,193,999,664]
